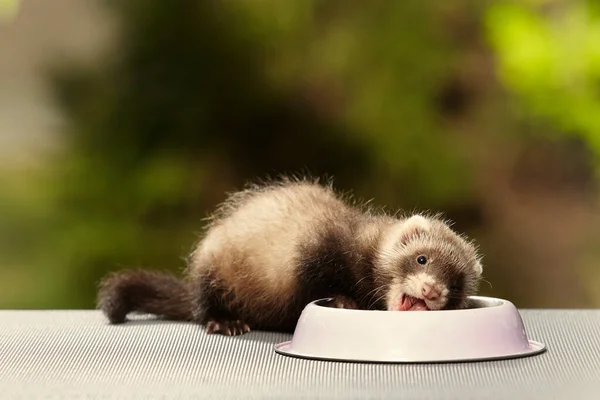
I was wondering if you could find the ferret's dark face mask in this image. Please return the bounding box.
[386,249,479,312]
[380,214,483,312]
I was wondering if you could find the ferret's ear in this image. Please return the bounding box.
[399,215,430,245]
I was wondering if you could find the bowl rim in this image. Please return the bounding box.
[308,295,508,313]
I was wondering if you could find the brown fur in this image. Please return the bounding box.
[97,269,193,323]
[186,177,361,325]
[97,176,484,335]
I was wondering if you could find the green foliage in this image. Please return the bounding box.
[10,0,598,309]
[485,0,600,158]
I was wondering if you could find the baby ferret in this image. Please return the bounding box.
[97,177,484,336]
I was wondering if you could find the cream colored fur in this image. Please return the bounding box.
[188,180,359,315]
[187,179,483,315]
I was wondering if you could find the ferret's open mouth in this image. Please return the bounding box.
[397,294,430,311]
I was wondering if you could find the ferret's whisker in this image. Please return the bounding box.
[353,275,370,289]
[481,278,493,289]
[361,285,386,303]
[370,292,389,308]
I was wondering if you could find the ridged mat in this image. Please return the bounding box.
[1,310,598,399]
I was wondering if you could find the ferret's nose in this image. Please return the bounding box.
[422,283,441,300]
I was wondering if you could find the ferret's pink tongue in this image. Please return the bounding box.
[399,295,429,311]
[410,300,428,311]
[399,296,412,311]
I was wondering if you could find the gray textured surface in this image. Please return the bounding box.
[0,310,599,399]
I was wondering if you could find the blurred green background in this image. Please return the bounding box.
[1,0,599,310]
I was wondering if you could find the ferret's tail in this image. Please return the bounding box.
[96,269,193,324]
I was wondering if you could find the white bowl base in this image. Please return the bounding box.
[274,340,546,364]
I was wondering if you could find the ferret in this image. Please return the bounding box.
[97,176,484,336]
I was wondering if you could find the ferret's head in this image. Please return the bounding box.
[376,214,483,312]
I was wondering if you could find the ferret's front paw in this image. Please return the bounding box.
[331,295,359,310]
[205,319,251,336]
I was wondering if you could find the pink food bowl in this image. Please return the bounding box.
[274,296,546,363]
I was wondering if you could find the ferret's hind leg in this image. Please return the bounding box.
[206,319,250,336]
[190,272,251,336]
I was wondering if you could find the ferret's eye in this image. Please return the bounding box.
[416,255,427,265]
